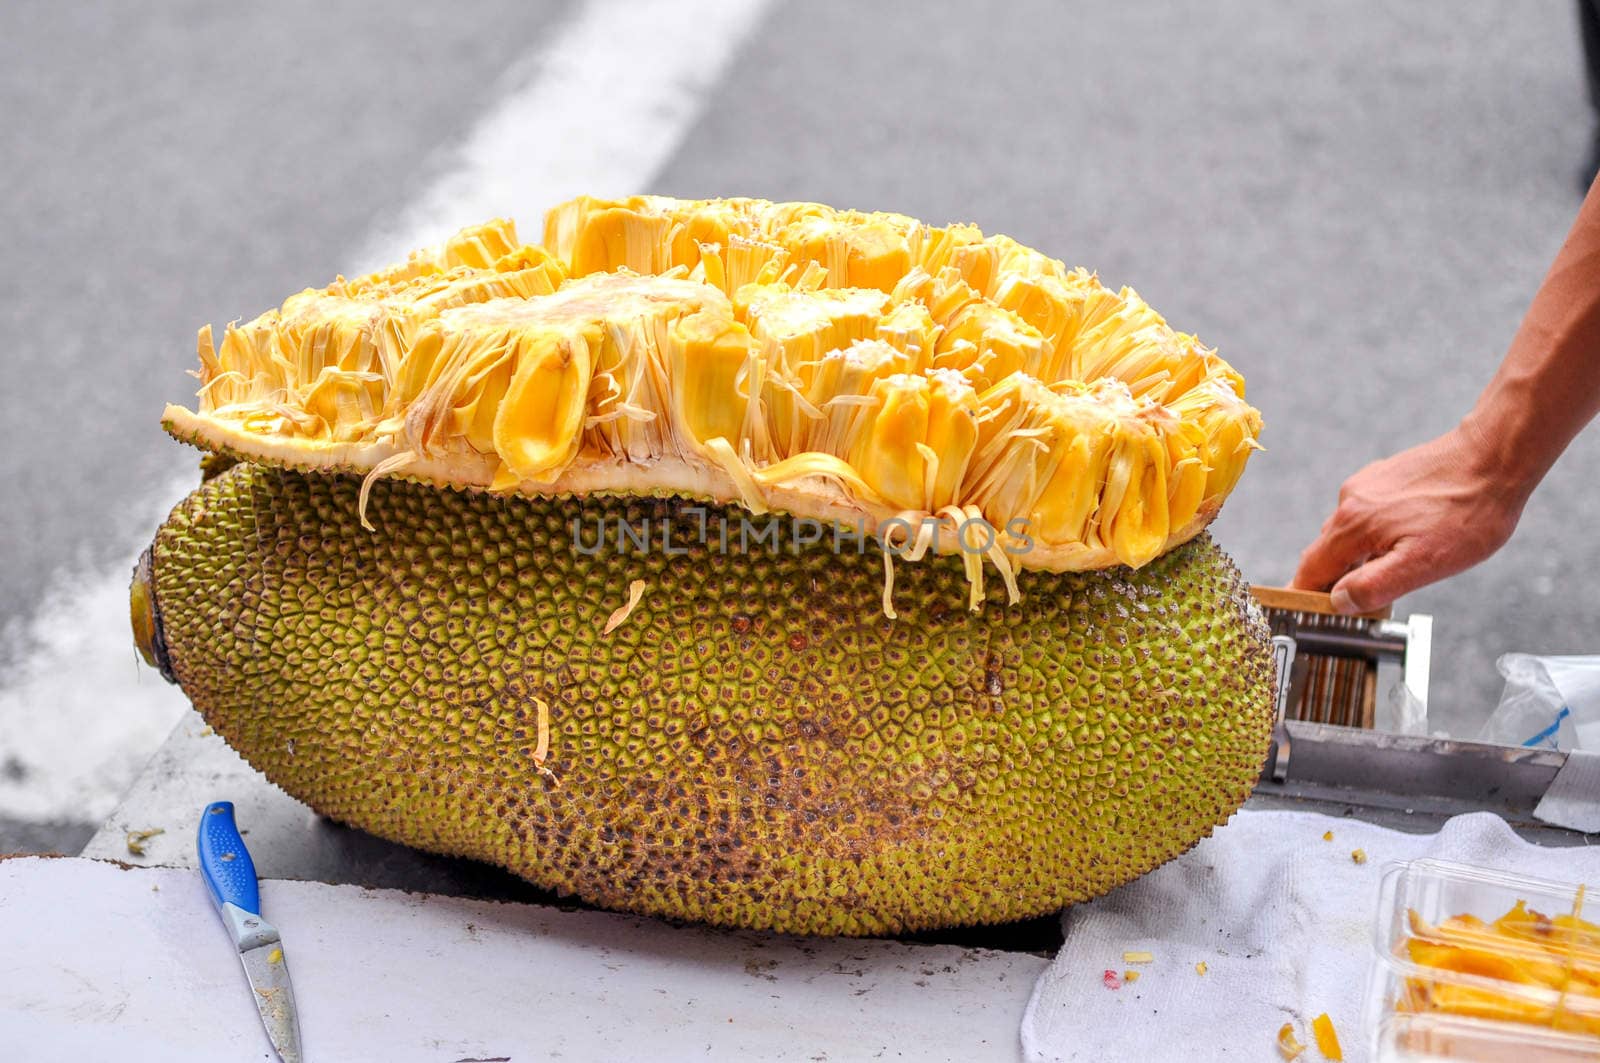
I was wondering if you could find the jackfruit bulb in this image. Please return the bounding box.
[135,197,1273,935]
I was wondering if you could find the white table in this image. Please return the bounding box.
[55,710,1046,1062]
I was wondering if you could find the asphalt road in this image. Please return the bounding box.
[3,1,1599,851]
[0,0,571,622]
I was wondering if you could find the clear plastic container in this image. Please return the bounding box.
[1367,858,1600,1062]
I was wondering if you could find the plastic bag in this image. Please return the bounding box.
[1479,654,1600,750]
[1382,677,1428,737]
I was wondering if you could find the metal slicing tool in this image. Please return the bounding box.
[1250,586,1432,781]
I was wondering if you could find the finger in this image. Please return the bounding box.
[1292,517,1370,591]
[1328,542,1426,615]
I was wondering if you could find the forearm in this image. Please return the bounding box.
[1459,181,1600,500]
[1294,183,1600,609]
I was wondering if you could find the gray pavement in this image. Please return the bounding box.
[3,2,1600,852]
[0,818,93,858]
[0,0,570,629]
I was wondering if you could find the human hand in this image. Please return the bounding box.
[1292,424,1526,614]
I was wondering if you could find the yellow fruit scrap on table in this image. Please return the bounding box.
[1311,1013,1342,1060]
[163,195,1263,608]
[1398,900,1600,1036]
[1276,1022,1306,1060]
[124,827,164,857]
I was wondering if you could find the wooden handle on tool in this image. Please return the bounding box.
[1249,585,1392,620]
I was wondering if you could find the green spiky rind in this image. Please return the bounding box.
[148,462,1273,936]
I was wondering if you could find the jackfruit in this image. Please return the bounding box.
[139,195,1274,935]
[133,463,1273,936]
[162,196,1264,602]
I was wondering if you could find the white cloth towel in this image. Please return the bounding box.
[1021,809,1600,1063]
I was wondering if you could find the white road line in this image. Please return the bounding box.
[351,0,774,272]
[0,472,196,823]
[0,0,773,826]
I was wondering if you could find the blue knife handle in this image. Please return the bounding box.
[198,801,260,916]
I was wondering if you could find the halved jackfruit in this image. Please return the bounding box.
[164,196,1263,601]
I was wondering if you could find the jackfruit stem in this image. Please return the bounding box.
[129,549,175,684]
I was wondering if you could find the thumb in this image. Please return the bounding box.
[1328,542,1424,615]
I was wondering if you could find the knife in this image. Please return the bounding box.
[198,801,304,1063]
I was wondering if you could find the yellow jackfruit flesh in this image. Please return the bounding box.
[165,196,1263,589]
[1397,902,1600,1036]
[134,463,1274,936]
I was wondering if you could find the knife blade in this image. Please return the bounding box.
[198,801,304,1063]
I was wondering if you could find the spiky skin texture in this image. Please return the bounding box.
[144,464,1274,936]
